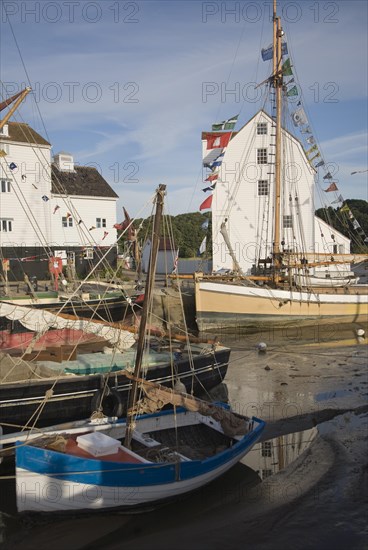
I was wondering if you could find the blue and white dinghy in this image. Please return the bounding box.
[16,376,265,513]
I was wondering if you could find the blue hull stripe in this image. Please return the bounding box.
[16,413,265,487]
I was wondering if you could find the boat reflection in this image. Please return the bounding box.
[242,427,318,480]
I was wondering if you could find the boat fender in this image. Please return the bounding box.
[91,388,124,418]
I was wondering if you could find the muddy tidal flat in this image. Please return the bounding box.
[0,321,367,550]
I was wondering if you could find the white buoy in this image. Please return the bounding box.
[257,342,267,353]
[356,329,365,338]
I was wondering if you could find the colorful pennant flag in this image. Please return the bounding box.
[198,236,207,256]
[206,132,232,150]
[324,182,338,192]
[202,185,214,192]
[286,86,298,97]
[9,162,17,170]
[212,115,238,131]
[315,160,325,168]
[102,231,109,240]
[201,219,209,231]
[282,58,293,76]
[0,150,7,157]
[209,152,225,169]
[205,171,219,182]
[199,195,213,211]
[306,136,315,145]
[340,204,350,213]
[323,172,333,179]
[66,212,72,219]
[292,107,308,126]
[89,226,96,231]
[261,42,288,61]
[41,195,49,202]
[306,144,318,156]
[331,194,344,204]
[53,205,60,214]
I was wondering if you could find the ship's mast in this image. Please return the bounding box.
[272,0,283,282]
[0,87,31,131]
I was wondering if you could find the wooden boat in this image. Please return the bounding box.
[14,185,263,513]
[15,398,264,512]
[194,0,368,331]
[0,339,230,435]
[0,282,144,326]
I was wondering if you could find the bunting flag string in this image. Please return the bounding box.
[339,203,368,242]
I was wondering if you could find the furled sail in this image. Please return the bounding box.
[0,302,135,350]
[124,371,251,437]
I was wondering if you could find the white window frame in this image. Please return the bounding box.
[1,179,11,192]
[257,122,268,135]
[0,219,13,232]
[84,248,94,260]
[257,148,268,164]
[62,216,73,228]
[258,180,269,196]
[96,217,107,228]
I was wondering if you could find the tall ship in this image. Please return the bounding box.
[195,0,368,331]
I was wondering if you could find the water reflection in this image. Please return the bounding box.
[243,427,317,480]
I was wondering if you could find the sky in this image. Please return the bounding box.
[0,0,367,219]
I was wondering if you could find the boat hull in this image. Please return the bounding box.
[0,346,230,433]
[15,410,265,512]
[195,279,368,331]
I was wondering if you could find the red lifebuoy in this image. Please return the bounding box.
[49,256,63,275]
[49,257,63,290]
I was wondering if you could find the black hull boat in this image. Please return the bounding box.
[0,343,229,434]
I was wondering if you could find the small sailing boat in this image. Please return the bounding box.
[195,0,368,331]
[15,185,264,513]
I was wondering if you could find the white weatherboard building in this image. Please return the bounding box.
[209,110,350,276]
[0,122,119,280]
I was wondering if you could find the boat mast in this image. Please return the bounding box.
[124,183,166,449]
[272,0,283,282]
[0,87,31,131]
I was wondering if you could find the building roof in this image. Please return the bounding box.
[4,122,50,146]
[51,165,119,198]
